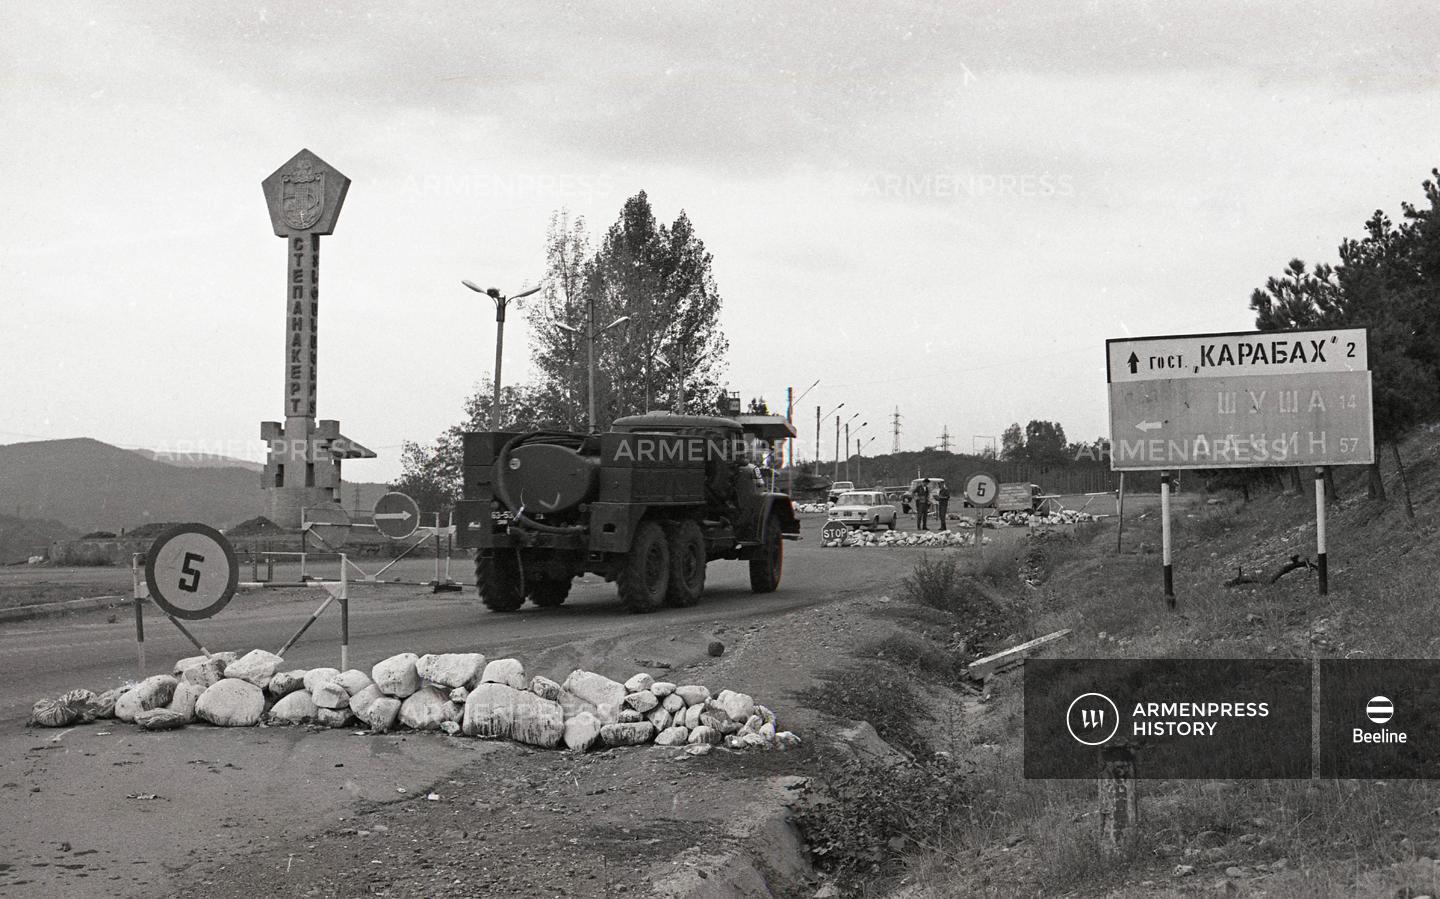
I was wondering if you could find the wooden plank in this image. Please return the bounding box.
[966,628,1072,680]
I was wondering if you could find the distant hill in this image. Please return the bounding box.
[0,513,79,564]
[131,448,264,473]
[0,438,388,533]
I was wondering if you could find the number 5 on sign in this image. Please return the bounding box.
[144,524,239,620]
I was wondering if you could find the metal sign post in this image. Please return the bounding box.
[1160,472,1174,608]
[1315,467,1328,595]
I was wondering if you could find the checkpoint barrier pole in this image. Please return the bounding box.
[1315,466,1328,596]
[1115,473,1126,554]
[274,554,349,669]
[131,554,146,676]
[1160,471,1174,608]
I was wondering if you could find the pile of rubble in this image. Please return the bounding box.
[793,502,831,514]
[981,509,1098,527]
[822,528,985,548]
[26,650,799,755]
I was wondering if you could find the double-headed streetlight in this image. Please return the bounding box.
[847,420,869,482]
[817,402,844,476]
[788,379,820,494]
[836,412,860,481]
[856,435,877,485]
[557,306,631,431]
[462,280,542,426]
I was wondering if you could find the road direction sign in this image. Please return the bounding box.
[303,505,352,548]
[965,474,998,507]
[1107,329,1373,471]
[144,524,239,620]
[373,491,421,540]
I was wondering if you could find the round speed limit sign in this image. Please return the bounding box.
[144,524,239,620]
[965,474,998,508]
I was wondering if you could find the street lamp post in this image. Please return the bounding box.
[847,421,868,481]
[788,379,819,496]
[818,403,843,477]
[857,435,877,484]
[556,299,629,432]
[462,280,541,427]
[836,412,859,481]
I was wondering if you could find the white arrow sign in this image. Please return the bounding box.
[373,511,413,521]
[1135,420,1163,432]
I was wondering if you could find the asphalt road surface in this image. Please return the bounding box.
[0,515,965,897]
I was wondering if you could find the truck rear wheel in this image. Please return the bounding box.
[528,579,571,608]
[618,521,669,614]
[749,513,783,594]
[664,520,706,607]
[476,555,525,612]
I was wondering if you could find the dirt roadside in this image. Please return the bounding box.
[154,589,911,899]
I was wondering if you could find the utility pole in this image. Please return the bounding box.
[815,405,821,477]
[786,386,794,496]
[844,421,851,481]
[937,426,953,452]
[834,415,841,482]
[891,406,902,454]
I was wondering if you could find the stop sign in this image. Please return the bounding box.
[373,492,421,540]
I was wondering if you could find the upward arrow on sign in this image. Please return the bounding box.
[1127,352,1139,374]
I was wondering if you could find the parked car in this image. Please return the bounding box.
[908,477,947,503]
[827,490,898,531]
[827,480,855,504]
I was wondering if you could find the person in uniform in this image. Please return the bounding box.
[913,478,931,530]
[936,483,951,530]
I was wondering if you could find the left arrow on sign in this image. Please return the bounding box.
[1135,420,1163,432]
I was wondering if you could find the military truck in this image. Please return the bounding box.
[454,412,801,613]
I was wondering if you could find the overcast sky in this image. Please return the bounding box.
[4,1,1438,480]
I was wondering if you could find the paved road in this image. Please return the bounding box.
[0,516,951,897]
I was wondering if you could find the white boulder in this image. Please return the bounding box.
[371,654,421,698]
[311,681,351,710]
[224,649,285,688]
[450,686,470,704]
[416,653,486,689]
[302,668,341,692]
[624,690,659,714]
[399,686,452,731]
[115,675,178,723]
[654,725,689,746]
[674,685,711,706]
[172,651,236,678]
[166,682,205,722]
[684,704,704,729]
[662,693,685,714]
[624,673,655,693]
[315,707,352,728]
[359,696,402,733]
[687,725,721,745]
[717,689,756,723]
[646,707,673,731]
[348,684,383,717]
[600,722,656,747]
[268,690,319,725]
[561,671,626,723]
[196,679,265,727]
[335,669,375,697]
[481,658,527,690]
[529,676,562,701]
[462,683,563,747]
[267,670,307,698]
[563,712,603,751]
[179,657,228,689]
[651,681,676,698]
[135,708,188,731]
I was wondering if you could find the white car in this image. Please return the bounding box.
[827,491,898,531]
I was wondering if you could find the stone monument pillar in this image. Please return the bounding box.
[259,149,374,529]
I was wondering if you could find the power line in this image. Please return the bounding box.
[937,425,952,452]
[890,407,902,454]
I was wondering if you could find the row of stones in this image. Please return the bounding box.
[29,649,800,754]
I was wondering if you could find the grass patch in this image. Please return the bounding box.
[795,663,928,756]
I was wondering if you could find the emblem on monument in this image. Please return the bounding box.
[281,159,326,230]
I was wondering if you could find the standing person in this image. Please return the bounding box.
[936,483,951,530]
[913,478,931,530]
